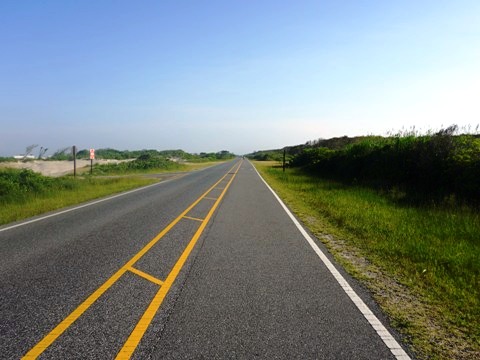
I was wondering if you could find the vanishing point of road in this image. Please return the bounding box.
[0,159,412,359]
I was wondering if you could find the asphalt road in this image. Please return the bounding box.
[0,159,412,359]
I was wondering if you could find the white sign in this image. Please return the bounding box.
[90,149,95,160]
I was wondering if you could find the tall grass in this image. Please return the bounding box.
[255,162,479,359]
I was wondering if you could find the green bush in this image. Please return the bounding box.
[290,126,480,206]
[92,154,182,174]
[0,169,61,202]
[247,150,284,161]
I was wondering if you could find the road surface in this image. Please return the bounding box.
[0,160,412,359]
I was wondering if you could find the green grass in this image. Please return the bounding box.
[254,161,480,359]
[0,170,158,225]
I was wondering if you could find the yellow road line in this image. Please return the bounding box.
[127,267,164,286]
[23,162,240,359]
[183,216,204,222]
[116,161,242,359]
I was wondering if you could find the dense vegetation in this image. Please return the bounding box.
[281,126,480,207]
[0,168,57,202]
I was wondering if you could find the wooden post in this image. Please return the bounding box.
[73,145,77,177]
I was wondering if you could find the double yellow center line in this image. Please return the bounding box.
[23,161,242,359]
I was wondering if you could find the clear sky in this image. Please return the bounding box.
[1,0,479,156]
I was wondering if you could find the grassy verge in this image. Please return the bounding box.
[0,171,158,225]
[0,161,225,226]
[253,161,479,360]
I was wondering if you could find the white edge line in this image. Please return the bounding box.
[251,163,411,360]
[0,176,179,233]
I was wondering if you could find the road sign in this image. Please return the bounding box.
[90,149,95,160]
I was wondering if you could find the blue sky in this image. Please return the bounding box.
[1,0,479,156]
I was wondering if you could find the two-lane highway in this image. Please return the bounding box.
[0,160,412,359]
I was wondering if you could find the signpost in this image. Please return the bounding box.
[90,149,95,175]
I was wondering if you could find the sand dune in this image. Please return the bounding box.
[0,159,126,177]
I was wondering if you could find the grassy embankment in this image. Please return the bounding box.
[253,129,480,360]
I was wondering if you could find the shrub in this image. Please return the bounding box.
[92,154,181,174]
[290,127,480,206]
[0,169,54,202]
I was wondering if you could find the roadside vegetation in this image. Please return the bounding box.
[49,147,236,163]
[91,153,186,175]
[0,148,236,225]
[251,126,480,359]
[0,168,157,225]
[289,126,480,207]
[88,150,235,175]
